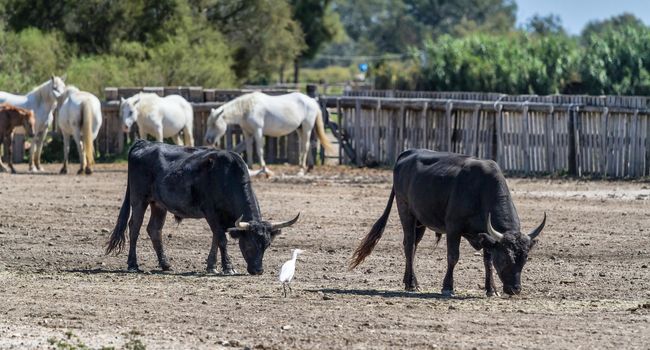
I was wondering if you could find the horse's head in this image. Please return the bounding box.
[204,107,227,147]
[120,96,140,132]
[49,75,66,100]
[22,109,36,137]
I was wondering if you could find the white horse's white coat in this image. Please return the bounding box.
[120,93,194,146]
[57,86,103,174]
[0,76,66,171]
[204,92,332,175]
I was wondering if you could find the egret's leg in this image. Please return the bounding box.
[288,283,293,293]
[282,283,287,298]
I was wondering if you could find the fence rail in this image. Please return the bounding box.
[322,96,650,178]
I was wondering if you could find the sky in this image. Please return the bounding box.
[516,0,650,35]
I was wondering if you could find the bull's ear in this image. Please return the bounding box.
[478,232,496,248]
[529,238,538,250]
[228,229,244,239]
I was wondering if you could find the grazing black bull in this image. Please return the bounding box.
[351,149,546,296]
[105,139,299,275]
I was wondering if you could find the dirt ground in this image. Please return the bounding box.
[1,162,649,349]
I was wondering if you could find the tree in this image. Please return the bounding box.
[290,0,342,82]
[525,14,565,36]
[581,13,646,41]
[3,0,182,54]
[580,25,650,95]
[195,0,305,83]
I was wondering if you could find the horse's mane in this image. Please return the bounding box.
[132,92,159,117]
[60,85,80,101]
[222,92,260,122]
[0,103,34,117]
[29,80,53,104]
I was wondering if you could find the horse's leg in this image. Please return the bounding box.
[6,132,15,174]
[253,128,273,177]
[28,130,39,172]
[297,126,312,176]
[243,130,254,169]
[0,133,11,173]
[183,124,194,147]
[173,134,183,146]
[147,203,172,271]
[73,130,85,175]
[0,133,10,173]
[60,133,70,174]
[33,126,47,172]
[154,126,164,143]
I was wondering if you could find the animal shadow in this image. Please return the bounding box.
[310,288,480,300]
[66,268,246,278]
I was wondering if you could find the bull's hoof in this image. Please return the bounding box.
[206,268,219,275]
[59,167,68,175]
[85,167,93,175]
[127,266,142,273]
[160,264,173,272]
[441,289,455,297]
[222,268,237,276]
[404,284,420,292]
[10,168,16,174]
[486,290,500,297]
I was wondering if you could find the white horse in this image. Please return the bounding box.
[203,92,332,176]
[57,86,103,175]
[120,93,194,146]
[0,75,66,171]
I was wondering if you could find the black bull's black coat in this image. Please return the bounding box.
[105,139,297,275]
[351,149,546,296]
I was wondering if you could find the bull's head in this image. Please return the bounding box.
[227,213,300,275]
[479,213,546,295]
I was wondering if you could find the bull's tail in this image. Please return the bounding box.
[350,187,395,269]
[81,101,95,169]
[105,181,131,255]
[314,109,333,155]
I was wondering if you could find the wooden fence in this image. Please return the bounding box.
[322,96,650,178]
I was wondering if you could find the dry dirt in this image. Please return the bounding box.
[1,163,649,349]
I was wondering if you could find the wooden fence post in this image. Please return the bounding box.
[567,105,578,176]
[444,100,453,152]
[522,103,530,174]
[494,103,503,165]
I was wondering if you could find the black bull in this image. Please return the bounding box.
[351,149,546,296]
[105,140,299,275]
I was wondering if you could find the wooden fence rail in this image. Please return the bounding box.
[322,96,650,178]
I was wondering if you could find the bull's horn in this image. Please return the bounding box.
[528,212,547,240]
[487,213,504,242]
[270,213,300,230]
[235,215,250,230]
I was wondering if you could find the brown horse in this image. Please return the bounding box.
[0,103,35,173]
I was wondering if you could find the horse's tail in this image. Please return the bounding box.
[314,109,334,154]
[350,187,395,269]
[105,181,131,255]
[81,100,95,169]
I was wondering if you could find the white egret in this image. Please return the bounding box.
[279,249,304,297]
